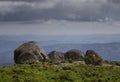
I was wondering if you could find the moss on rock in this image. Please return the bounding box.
[85,50,103,65]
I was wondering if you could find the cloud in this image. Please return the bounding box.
[1,20,120,35]
[0,0,120,21]
[108,0,120,4]
[0,0,44,2]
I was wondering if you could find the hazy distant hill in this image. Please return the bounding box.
[0,35,120,65]
[44,43,120,61]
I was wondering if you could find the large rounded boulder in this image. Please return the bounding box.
[48,51,64,62]
[14,41,48,64]
[64,49,84,61]
[85,50,103,65]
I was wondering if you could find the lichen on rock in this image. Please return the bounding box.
[14,41,48,64]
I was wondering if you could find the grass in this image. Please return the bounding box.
[0,62,120,82]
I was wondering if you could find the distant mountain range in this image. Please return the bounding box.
[0,35,120,65]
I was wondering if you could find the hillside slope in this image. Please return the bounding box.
[0,62,120,82]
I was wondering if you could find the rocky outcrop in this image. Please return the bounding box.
[84,50,103,65]
[64,49,84,61]
[14,41,48,64]
[48,51,64,62]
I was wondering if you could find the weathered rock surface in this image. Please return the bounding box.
[48,51,64,62]
[64,49,84,61]
[14,41,48,64]
[85,50,103,65]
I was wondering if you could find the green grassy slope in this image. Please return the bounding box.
[0,62,120,82]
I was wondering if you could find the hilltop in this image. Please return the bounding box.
[0,40,120,82]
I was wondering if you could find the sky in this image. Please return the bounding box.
[0,0,120,35]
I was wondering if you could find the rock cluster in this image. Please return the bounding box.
[14,41,103,65]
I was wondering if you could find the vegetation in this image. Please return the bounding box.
[104,60,120,66]
[0,62,120,82]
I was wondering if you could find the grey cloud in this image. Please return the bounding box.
[0,0,43,2]
[108,0,120,4]
[0,0,120,21]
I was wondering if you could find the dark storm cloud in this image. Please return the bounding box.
[0,0,120,21]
